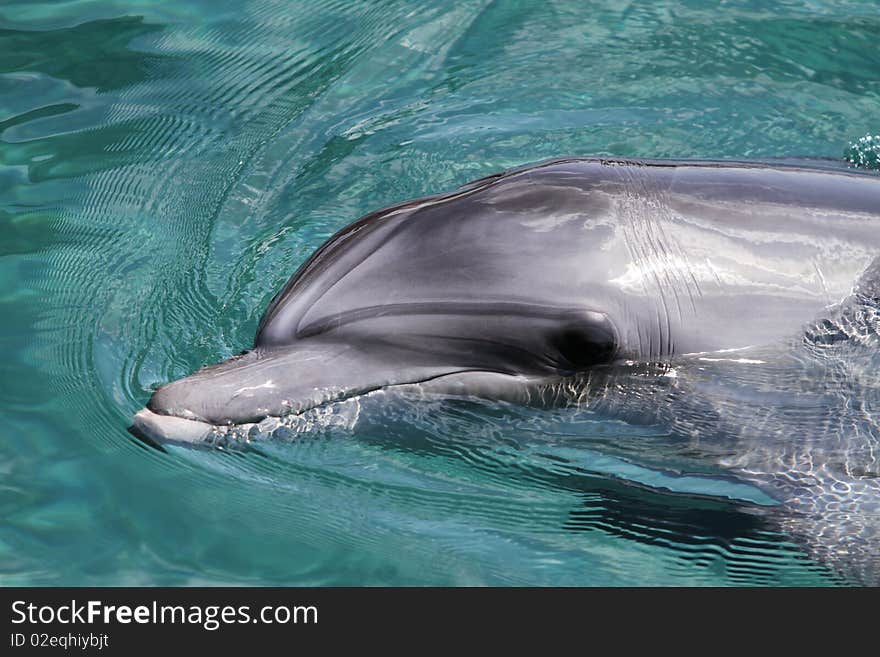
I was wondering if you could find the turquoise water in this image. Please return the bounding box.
[2,0,879,585]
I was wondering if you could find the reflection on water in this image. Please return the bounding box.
[1,0,879,585]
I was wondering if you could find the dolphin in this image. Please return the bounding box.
[131,157,880,583]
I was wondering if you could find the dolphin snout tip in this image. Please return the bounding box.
[129,407,213,446]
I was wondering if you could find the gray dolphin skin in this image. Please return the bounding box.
[132,157,880,583]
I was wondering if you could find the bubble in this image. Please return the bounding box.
[844,134,880,170]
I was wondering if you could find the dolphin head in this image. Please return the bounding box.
[131,160,640,445]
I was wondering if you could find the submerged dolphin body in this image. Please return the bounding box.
[132,158,880,583]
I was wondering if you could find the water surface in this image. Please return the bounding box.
[2,0,879,585]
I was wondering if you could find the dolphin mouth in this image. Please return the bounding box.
[129,408,214,446]
[130,367,550,447]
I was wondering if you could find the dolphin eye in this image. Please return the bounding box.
[551,311,617,370]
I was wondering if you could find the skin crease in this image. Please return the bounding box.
[131,157,880,583]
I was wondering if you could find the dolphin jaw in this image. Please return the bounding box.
[131,408,214,446]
